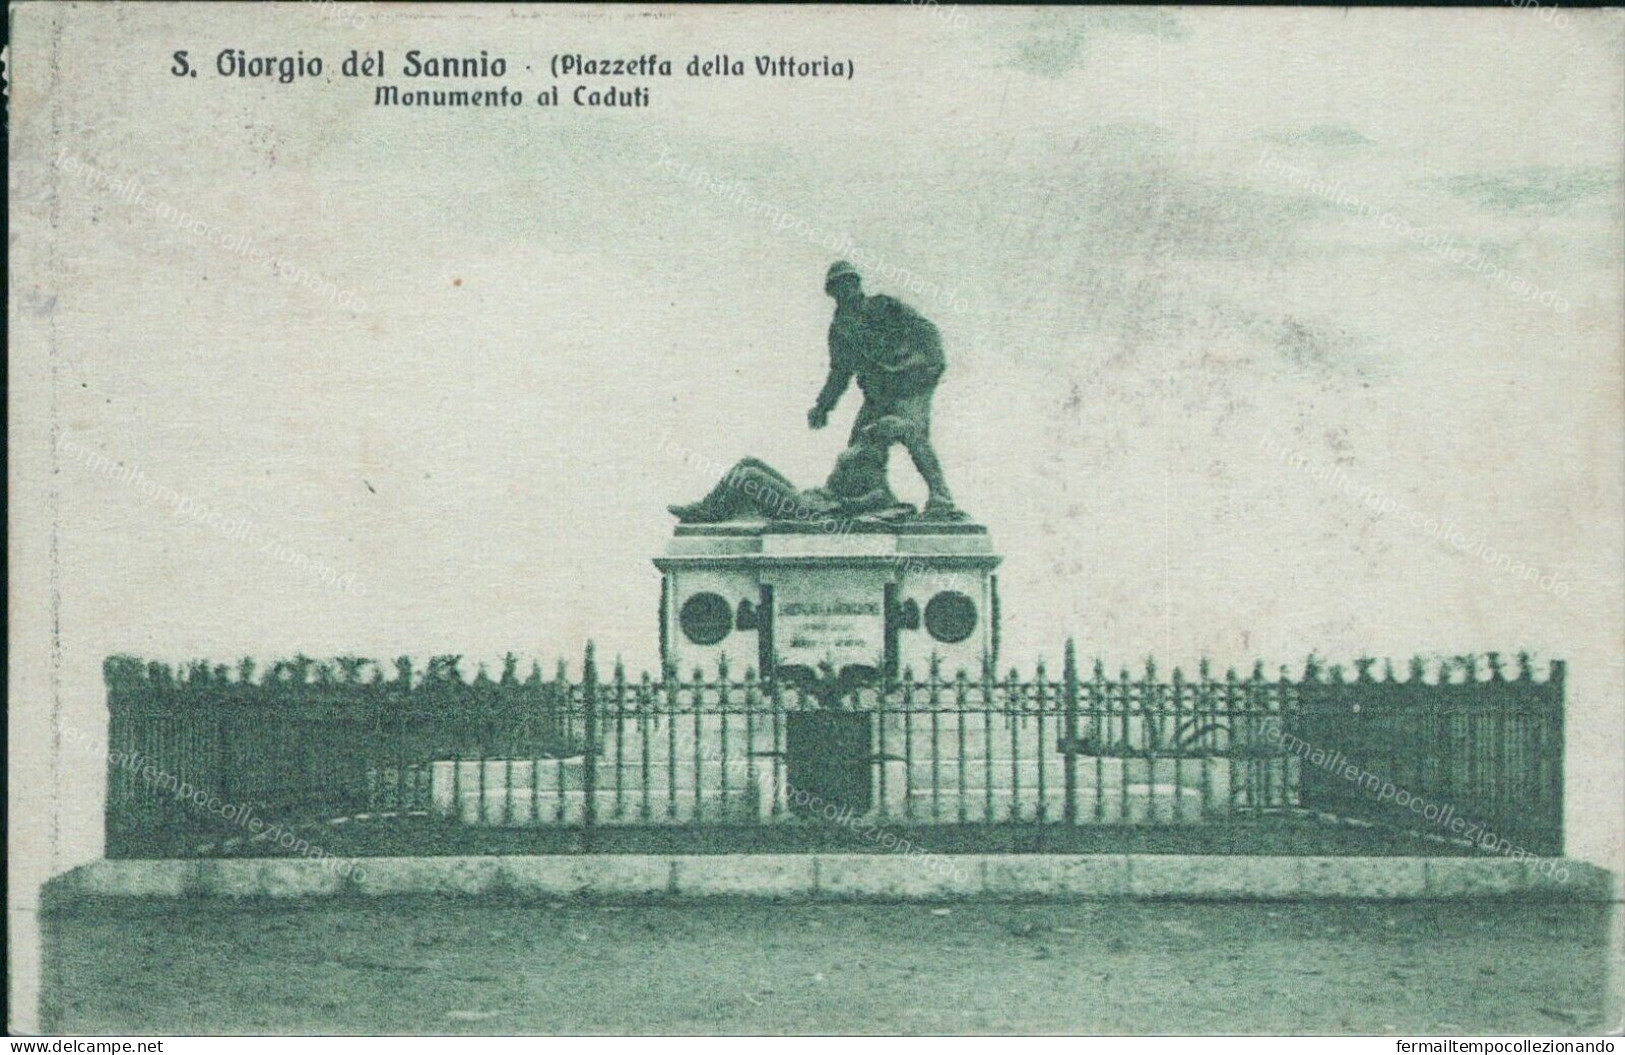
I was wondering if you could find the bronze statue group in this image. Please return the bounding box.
[668,261,967,527]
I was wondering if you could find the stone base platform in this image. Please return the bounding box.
[48,855,1614,903]
[656,518,1002,681]
[428,759,1213,825]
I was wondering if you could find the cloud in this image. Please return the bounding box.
[1263,124,1374,150]
[1007,9,1188,78]
[1271,314,1363,372]
[1077,121,1173,157]
[1438,166,1620,214]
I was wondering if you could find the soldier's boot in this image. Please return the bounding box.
[908,439,967,520]
[667,500,718,523]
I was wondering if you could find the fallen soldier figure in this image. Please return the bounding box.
[667,416,916,525]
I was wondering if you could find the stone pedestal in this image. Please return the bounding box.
[654,520,1001,682]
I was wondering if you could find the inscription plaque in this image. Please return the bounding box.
[775,595,884,672]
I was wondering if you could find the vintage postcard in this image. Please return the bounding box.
[7,1,1624,1041]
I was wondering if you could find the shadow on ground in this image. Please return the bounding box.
[42,898,1614,1034]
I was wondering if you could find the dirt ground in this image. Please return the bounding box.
[42,897,1616,1035]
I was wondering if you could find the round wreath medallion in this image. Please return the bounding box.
[679,592,733,646]
[923,590,978,644]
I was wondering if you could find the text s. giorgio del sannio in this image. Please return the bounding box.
[171,49,858,110]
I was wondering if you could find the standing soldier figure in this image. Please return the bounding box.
[808,261,965,520]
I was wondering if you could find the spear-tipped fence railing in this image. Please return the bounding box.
[101,645,1564,858]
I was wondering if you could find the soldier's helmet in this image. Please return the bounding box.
[825,260,861,291]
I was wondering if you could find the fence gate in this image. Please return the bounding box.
[785,711,874,818]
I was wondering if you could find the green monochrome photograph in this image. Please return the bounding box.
[6,1,1623,1043]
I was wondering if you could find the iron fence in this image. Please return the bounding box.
[102,645,1564,858]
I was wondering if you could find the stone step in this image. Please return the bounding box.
[434,777,1212,827]
[896,784,1214,824]
[429,758,783,794]
[457,721,1222,761]
[436,787,763,826]
[901,757,1234,786]
[425,758,1251,797]
[587,739,1238,769]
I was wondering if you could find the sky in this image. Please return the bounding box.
[11,4,1624,876]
